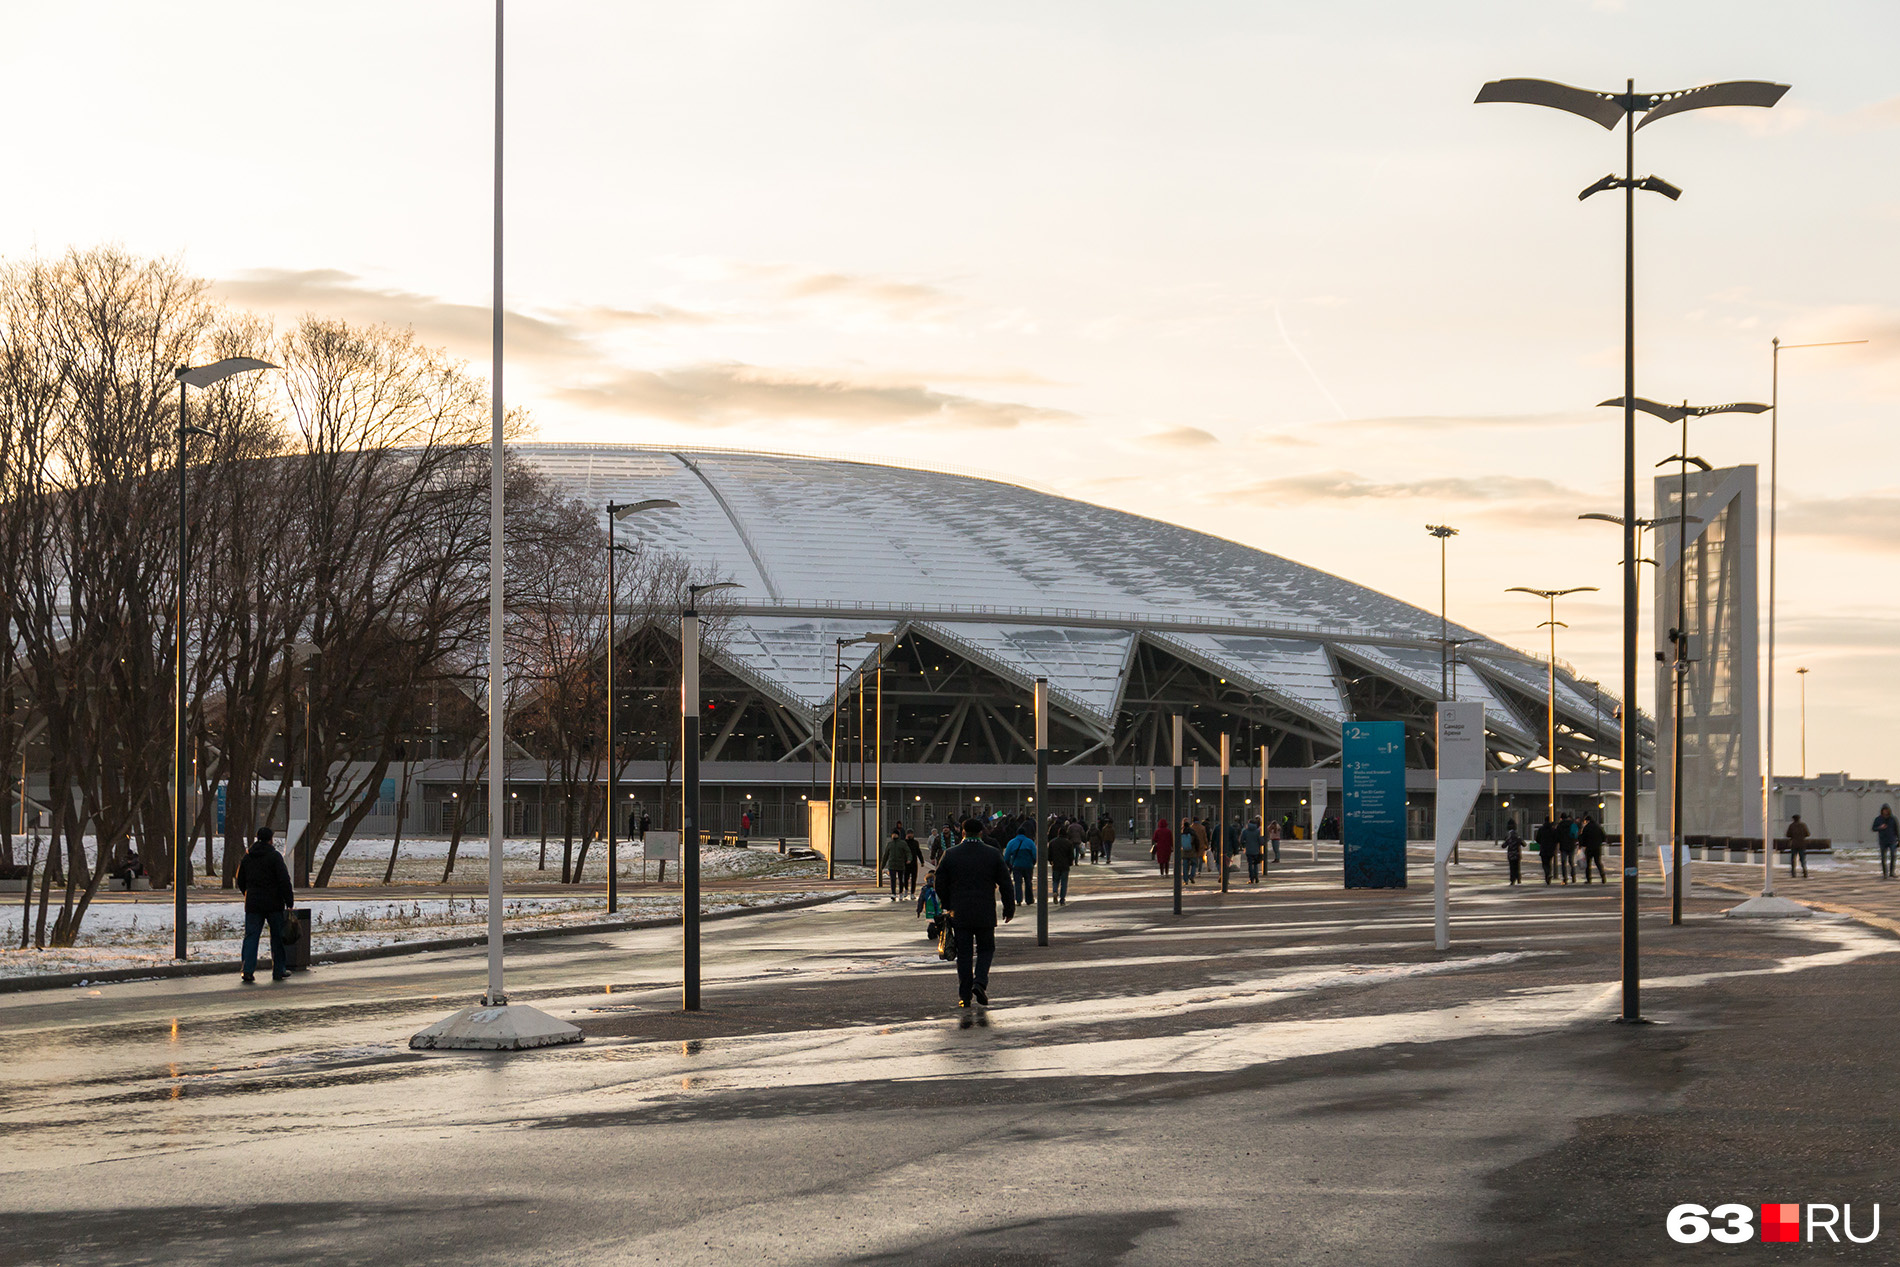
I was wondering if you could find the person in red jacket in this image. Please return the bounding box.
[1150,818,1174,876]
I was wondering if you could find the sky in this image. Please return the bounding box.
[1,1,1895,781]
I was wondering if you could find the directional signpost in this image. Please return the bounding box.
[1434,702,1486,950]
[1343,721,1407,889]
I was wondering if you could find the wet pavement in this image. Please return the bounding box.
[2,852,1894,1264]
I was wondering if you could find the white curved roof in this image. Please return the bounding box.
[520,443,1614,749]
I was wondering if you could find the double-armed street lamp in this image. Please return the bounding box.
[1479,71,1787,1022]
[602,498,678,914]
[1604,395,1769,924]
[1505,586,1598,828]
[171,357,276,961]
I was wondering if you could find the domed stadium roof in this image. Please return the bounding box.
[520,443,1621,763]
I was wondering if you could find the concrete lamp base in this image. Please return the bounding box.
[410,1003,583,1051]
[1725,895,1814,920]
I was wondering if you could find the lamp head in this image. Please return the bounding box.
[610,498,680,519]
[175,357,277,389]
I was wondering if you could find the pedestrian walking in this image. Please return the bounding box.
[1003,822,1037,903]
[1241,817,1264,883]
[886,825,908,899]
[916,869,943,940]
[637,812,651,841]
[1048,824,1076,905]
[1501,821,1524,885]
[1557,812,1578,884]
[904,829,921,895]
[1874,804,1898,879]
[1099,815,1116,864]
[1577,814,1607,884]
[1535,818,1556,884]
[935,817,1015,1011]
[235,827,295,984]
[1183,818,1207,884]
[1267,817,1282,865]
[1787,813,1812,878]
[1150,818,1174,876]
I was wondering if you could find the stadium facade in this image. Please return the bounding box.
[398,443,1637,846]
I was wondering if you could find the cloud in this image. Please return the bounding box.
[1323,411,1594,433]
[560,362,1075,431]
[1253,431,1319,448]
[1782,493,1900,551]
[1138,425,1219,449]
[1220,469,1587,507]
[700,259,964,324]
[213,268,707,365]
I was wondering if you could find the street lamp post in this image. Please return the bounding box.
[1479,73,1786,1021]
[171,356,275,961]
[1034,678,1049,946]
[604,498,679,915]
[1505,586,1598,830]
[1425,525,1459,699]
[1761,339,1862,896]
[1258,742,1269,882]
[1796,666,1810,780]
[680,580,741,1011]
[1171,713,1183,917]
[1219,732,1231,894]
[1606,395,1769,923]
[828,638,844,880]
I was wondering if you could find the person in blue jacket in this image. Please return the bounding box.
[1003,820,1038,903]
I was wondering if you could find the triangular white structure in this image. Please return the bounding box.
[1149,633,1347,725]
[915,623,1133,728]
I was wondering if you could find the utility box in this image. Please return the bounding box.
[807,799,884,866]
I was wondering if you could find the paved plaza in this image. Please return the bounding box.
[3,850,1896,1264]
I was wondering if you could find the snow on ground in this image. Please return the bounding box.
[0,888,838,981]
[11,835,851,887]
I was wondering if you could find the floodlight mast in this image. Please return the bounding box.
[1478,73,1787,1023]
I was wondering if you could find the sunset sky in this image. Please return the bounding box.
[2,1,1895,778]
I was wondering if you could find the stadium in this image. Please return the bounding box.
[421,443,1639,852]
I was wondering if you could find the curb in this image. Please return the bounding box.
[0,891,854,994]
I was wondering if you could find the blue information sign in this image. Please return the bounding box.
[1343,720,1406,889]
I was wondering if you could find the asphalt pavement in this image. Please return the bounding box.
[2,850,1893,1265]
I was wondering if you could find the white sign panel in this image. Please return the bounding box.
[1435,701,1485,782]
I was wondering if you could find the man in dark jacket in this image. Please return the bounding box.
[1786,814,1812,878]
[236,827,296,984]
[1535,819,1557,884]
[1873,804,1898,879]
[935,816,1015,1009]
[1577,814,1607,884]
[1047,825,1077,905]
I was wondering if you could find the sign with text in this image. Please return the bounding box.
[1343,720,1406,889]
[1435,701,1485,782]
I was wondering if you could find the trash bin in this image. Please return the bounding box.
[283,908,312,972]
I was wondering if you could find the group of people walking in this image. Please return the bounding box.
[1502,813,1609,885]
[1147,814,1284,884]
